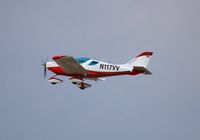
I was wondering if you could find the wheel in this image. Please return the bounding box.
[51,82,57,85]
[80,87,85,90]
[72,82,77,85]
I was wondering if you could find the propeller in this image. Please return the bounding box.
[41,58,48,78]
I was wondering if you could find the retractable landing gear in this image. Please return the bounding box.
[51,82,57,85]
[69,78,91,90]
[80,86,86,90]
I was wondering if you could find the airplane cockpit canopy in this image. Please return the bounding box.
[75,57,90,64]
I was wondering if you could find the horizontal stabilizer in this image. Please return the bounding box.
[134,66,152,75]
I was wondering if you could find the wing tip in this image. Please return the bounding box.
[136,52,153,57]
[52,55,65,60]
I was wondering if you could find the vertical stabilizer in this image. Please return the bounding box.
[126,52,153,74]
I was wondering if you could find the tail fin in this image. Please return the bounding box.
[126,51,153,74]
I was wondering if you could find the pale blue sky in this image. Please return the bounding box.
[0,0,200,140]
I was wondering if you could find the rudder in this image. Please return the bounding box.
[127,51,153,68]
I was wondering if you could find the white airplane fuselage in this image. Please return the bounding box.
[46,60,140,78]
[43,51,153,89]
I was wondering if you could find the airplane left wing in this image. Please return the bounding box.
[52,56,88,75]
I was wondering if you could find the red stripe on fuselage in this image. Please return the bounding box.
[48,67,142,78]
[87,70,141,77]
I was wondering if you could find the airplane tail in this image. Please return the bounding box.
[126,51,153,74]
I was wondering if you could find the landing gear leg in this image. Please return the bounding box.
[48,75,63,85]
[79,82,86,90]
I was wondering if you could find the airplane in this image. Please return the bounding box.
[42,51,153,90]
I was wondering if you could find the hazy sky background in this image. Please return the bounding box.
[0,0,200,140]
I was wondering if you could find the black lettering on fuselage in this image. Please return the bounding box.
[99,63,120,71]
[100,64,104,69]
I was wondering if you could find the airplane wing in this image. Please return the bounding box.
[52,56,88,75]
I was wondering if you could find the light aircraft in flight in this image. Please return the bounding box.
[42,51,153,90]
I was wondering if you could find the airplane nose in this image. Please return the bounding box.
[46,62,59,68]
